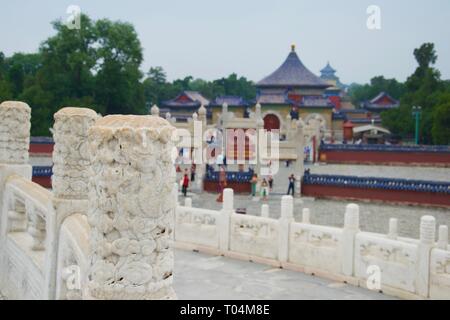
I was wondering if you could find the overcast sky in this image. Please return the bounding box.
[1,0,449,84]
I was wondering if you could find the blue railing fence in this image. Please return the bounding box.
[320,144,450,153]
[303,173,450,194]
[32,166,53,177]
[205,166,253,183]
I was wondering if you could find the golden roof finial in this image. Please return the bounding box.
[291,44,296,52]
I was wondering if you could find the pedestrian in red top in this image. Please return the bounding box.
[182,170,190,197]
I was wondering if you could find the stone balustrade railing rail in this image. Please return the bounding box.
[174,191,450,300]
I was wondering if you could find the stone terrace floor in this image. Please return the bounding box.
[174,249,395,300]
[0,249,395,300]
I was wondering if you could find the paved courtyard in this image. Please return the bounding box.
[174,249,394,300]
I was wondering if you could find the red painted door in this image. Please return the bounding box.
[264,114,280,132]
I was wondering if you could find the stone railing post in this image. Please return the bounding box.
[0,101,31,165]
[219,188,233,252]
[342,203,359,276]
[294,120,305,196]
[0,101,32,213]
[437,225,448,250]
[52,107,99,200]
[416,215,436,298]
[261,204,269,218]
[47,107,99,299]
[388,218,398,240]
[278,195,294,263]
[86,115,176,300]
[0,101,32,292]
[195,105,207,191]
[255,104,264,178]
[302,208,310,224]
[150,105,160,117]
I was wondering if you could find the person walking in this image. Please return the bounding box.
[190,164,196,182]
[182,170,190,197]
[287,174,296,196]
[268,175,274,191]
[261,178,269,201]
[250,174,258,198]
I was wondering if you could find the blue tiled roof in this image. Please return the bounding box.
[320,62,336,75]
[210,96,249,107]
[257,48,330,88]
[161,101,201,108]
[332,112,347,120]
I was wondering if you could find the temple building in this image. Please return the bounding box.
[362,92,400,113]
[158,45,392,142]
[209,96,249,124]
[255,45,333,132]
[320,62,346,110]
[339,91,399,133]
[161,91,211,122]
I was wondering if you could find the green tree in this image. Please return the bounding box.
[11,14,146,134]
[4,53,42,98]
[0,52,13,101]
[348,76,406,106]
[381,43,448,144]
[94,18,145,114]
[432,102,450,144]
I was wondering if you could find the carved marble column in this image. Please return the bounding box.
[0,102,32,197]
[342,203,360,276]
[302,208,310,224]
[219,188,233,252]
[196,105,207,190]
[53,107,99,199]
[0,101,32,229]
[0,101,32,293]
[86,115,177,300]
[255,104,264,178]
[294,119,305,197]
[261,204,269,218]
[0,101,31,164]
[51,107,99,299]
[437,225,448,250]
[417,215,436,297]
[278,195,294,263]
[150,105,160,117]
